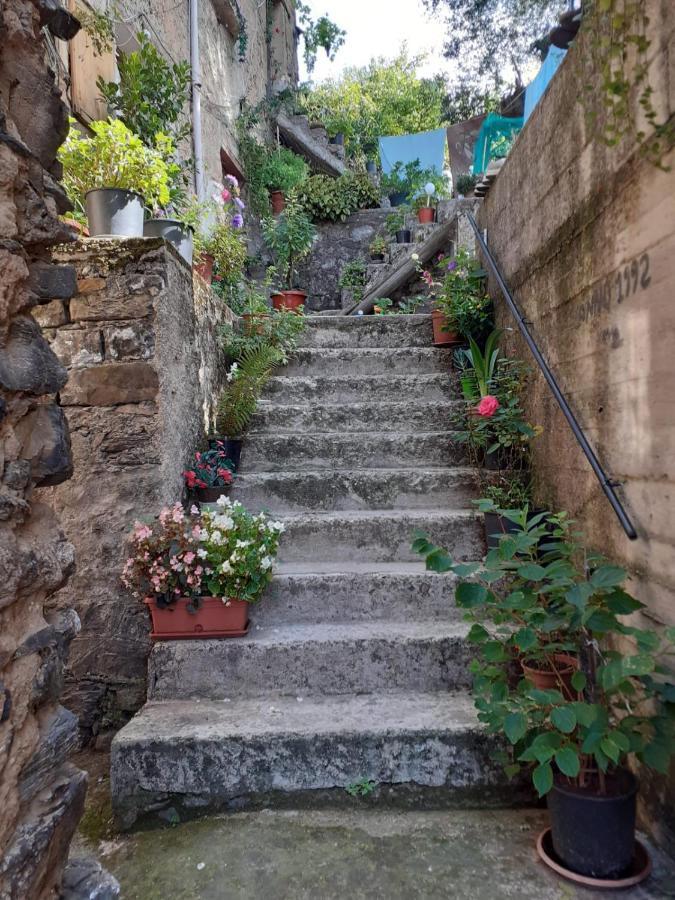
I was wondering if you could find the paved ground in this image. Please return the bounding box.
[72,753,674,900]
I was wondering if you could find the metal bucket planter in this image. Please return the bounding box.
[85,188,144,237]
[143,218,194,265]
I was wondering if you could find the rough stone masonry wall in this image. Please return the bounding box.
[39,238,230,742]
[0,0,106,896]
[480,0,675,852]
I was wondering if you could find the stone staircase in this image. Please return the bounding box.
[110,314,518,828]
[276,112,347,177]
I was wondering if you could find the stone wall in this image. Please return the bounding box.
[0,0,116,896]
[480,0,675,851]
[39,238,230,741]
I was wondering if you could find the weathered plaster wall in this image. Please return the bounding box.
[40,239,231,740]
[481,0,675,851]
[0,0,118,896]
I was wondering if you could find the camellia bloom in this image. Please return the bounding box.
[476,395,500,417]
[221,188,231,202]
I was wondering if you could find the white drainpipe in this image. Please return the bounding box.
[190,0,204,198]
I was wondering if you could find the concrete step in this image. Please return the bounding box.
[252,562,461,625]
[299,315,434,348]
[250,400,459,434]
[147,621,475,701]
[262,372,458,404]
[111,691,513,828]
[231,466,477,513]
[283,347,454,376]
[239,431,466,472]
[275,509,483,564]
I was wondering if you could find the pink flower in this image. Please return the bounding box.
[184,551,196,564]
[224,174,239,188]
[221,188,231,202]
[476,395,500,417]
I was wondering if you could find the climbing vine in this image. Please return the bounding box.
[578,0,673,168]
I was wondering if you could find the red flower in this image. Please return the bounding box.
[196,479,207,489]
[217,468,233,483]
[183,470,197,488]
[476,395,500,417]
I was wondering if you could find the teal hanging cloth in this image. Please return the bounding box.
[379,128,447,175]
[524,46,567,122]
[472,114,524,174]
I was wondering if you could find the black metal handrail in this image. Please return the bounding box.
[465,212,638,541]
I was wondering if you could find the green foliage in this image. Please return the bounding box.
[262,199,316,288]
[295,2,346,74]
[260,148,309,193]
[217,344,282,437]
[479,472,532,509]
[369,235,388,256]
[97,32,191,148]
[338,259,367,302]
[298,49,448,157]
[423,0,564,92]
[57,119,172,216]
[436,250,492,343]
[385,205,410,236]
[412,509,675,796]
[456,331,501,400]
[78,5,116,55]
[374,296,427,316]
[455,173,479,196]
[220,298,306,366]
[236,110,271,217]
[207,223,247,287]
[345,779,377,798]
[294,173,379,223]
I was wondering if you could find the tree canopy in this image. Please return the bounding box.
[423,0,566,91]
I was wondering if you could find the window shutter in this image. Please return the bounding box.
[67,0,117,123]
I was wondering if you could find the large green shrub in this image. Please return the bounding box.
[295,173,379,222]
[260,148,309,193]
[57,118,171,216]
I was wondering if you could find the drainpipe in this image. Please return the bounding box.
[189,0,204,199]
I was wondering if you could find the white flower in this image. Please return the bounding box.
[214,514,234,531]
[270,521,285,533]
[411,253,419,261]
[219,561,232,574]
[260,556,273,571]
[216,495,233,508]
[236,540,251,549]
[211,530,223,544]
[226,362,239,383]
[197,548,208,559]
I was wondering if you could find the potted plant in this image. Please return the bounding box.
[192,176,246,284]
[413,510,675,884]
[440,251,492,345]
[262,199,316,311]
[412,181,440,224]
[455,172,478,198]
[183,448,234,503]
[380,159,424,207]
[386,206,411,244]
[475,476,532,549]
[369,234,387,262]
[260,148,309,215]
[122,499,284,639]
[411,256,460,344]
[58,118,171,237]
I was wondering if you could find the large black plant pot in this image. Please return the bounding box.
[395,229,412,244]
[548,770,638,879]
[389,192,408,207]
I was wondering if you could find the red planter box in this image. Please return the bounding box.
[144,596,249,640]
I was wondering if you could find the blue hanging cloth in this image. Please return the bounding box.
[523,46,567,122]
[378,128,447,175]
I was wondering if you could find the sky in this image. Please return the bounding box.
[298,0,460,84]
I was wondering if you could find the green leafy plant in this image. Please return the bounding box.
[345,779,377,798]
[436,250,492,343]
[479,472,532,511]
[260,148,309,193]
[98,32,191,148]
[217,344,282,437]
[295,2,346,73]
[220,301,306,366]
[385,205,410,236]
[294,173,379,223]
[380,159,426,199]
[207,223,247,287]
[57,118,172,216]
[455,331,501,401]
[338,259,367,302]
[183,448,235,490]
[413,509,675,797]
[455,173,479,197]
[369,235,388,257]
[261,199,316,290]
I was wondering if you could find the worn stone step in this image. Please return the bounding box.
[276,509,483,563]
[239,431,466,471]
[298,315,434,348]
[252,562,461,625]
[250,400,459,434]
[147,621,474,702]
[283,347,454,376]
[263,372,458,404]
[111,691,514,828]
[231,467,476,513]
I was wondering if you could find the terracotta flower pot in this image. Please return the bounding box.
[144,596,249,640]
[194,484,231,504]
[521,653,578,700]
[270,190,285,215]
[272,290,306,312]
[431,309,460,345]
[195,252,214,283]
[417,206,435,224]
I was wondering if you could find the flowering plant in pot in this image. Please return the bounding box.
[413,510,675,883]
[194,176,246,283]
[411,255,460,345]
[369,234,387,261]
[58,118,171,237]
[122,499,284,639]
[262,199,316,311]
[439,250,492,345]
[183,448,235,503]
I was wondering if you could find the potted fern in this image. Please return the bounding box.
[58,118,171,237]
[262,199,316,311]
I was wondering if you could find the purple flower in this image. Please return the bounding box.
[234,197,245,211]
[447,260,457,271]
[224,174,239,188]
[231,213,244,229]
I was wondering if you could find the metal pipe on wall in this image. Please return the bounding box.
[189,0,204,199]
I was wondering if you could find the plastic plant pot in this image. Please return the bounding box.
[144,218,194,265]
[85,188,144,237]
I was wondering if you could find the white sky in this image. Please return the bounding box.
[298,0,460,83]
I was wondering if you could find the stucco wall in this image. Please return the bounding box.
[480,0,675,851]
[40,239,230,740]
